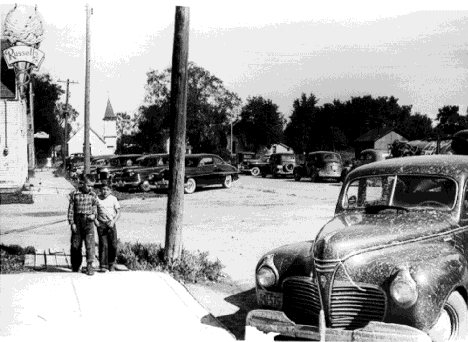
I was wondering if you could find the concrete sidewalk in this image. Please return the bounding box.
[1,170,236,340]
[0,271,235,341]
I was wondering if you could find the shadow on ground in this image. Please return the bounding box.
[205,287,257,340]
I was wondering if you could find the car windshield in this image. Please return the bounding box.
[321,153,341,162]
[342,175,457,210]
[281,155,295,162]
[259,156,270,162]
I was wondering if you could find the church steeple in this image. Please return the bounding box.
[103,98,116,121]
[103,97,117,154]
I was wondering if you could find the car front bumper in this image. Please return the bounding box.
[246,310,431,342]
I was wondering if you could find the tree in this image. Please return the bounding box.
[137,62,242,155]
[283,93,319,153]
[435,105,468,136]
[29,73,64,157]
[116,112,137,138]
[236,96,285,152]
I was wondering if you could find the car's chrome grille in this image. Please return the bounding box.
[282,277,321,325]
[282,277,386,329]
[314,259,339,273]
[329,281,386,328]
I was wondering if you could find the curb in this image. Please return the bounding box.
[156,272,236,340]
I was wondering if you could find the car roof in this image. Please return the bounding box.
[110,154,142,159]
[349,155,468,179]
[308,151,340,155]
[136,153,168,160]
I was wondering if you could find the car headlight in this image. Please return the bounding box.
[256,266,277,288]
[390,269,418,308]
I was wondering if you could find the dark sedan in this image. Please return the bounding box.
[247,155,468,342]
[112,154,169,192]
[152,154,239,194]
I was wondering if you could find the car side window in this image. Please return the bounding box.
[199,157,213,166]
[462,181,468,221]
[213,156,224,165]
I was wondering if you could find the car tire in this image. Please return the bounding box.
[310,171,318,182]
[428,291,467,342]
[222,175,233,189]
[251,167,260,177]
[139,181,151,192]
[294,170,301,182]
[184,178,197,194]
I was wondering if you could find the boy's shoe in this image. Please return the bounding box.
[86,263,95,276]
[109,264,117,272]
[99,267,109,273]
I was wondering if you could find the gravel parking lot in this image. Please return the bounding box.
[117,174,341,287]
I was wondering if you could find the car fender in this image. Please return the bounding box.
[408,247,468,332]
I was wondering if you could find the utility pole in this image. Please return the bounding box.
[165,6,189,263]
[28,78,35,174]
[83,4,92,175]
[58,79,79,168]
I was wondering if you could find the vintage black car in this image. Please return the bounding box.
[233,152,257,174]
[341,148,388,182]
[247,154,271,177]
[112,154,169,192]
[93,154,142,185]
[152,154,239,194]
[261,153,296,178]
[294,151,344,182]
[247,155,468,342]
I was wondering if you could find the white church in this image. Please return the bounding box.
[67,99,117,156]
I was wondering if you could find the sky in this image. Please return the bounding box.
[1,1,468,137]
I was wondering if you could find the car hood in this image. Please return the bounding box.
[313,210,458,260]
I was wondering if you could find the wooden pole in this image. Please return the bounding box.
[165,6,190,262]
[83,4,92,175]
[58,79,78,166]
[28,79,35,172]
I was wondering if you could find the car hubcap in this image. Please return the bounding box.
[251,168,260,176]
[225,176,232,186]
[186,180,195,193]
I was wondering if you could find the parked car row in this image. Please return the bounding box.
[83,153,239,195]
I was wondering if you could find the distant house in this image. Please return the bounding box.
[262,143,293,155]
[354,126,407,158]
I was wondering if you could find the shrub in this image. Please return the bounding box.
[116,240,225,283]
[0,244,36,274]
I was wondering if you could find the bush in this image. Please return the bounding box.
[116,241,225,283]
[0,244,36,274]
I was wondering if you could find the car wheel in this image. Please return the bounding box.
[294,170,301,182]
[184,178,197,194]
[139,181,151,192]
[222,175,233,189]
[310,171,318,182]
[428,291,467,342]
[251,167,260,176]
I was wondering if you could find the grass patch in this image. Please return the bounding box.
[0,190,34,205]
[0,242,225,284]
[0,244,36,274]
[116,241,225,283]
